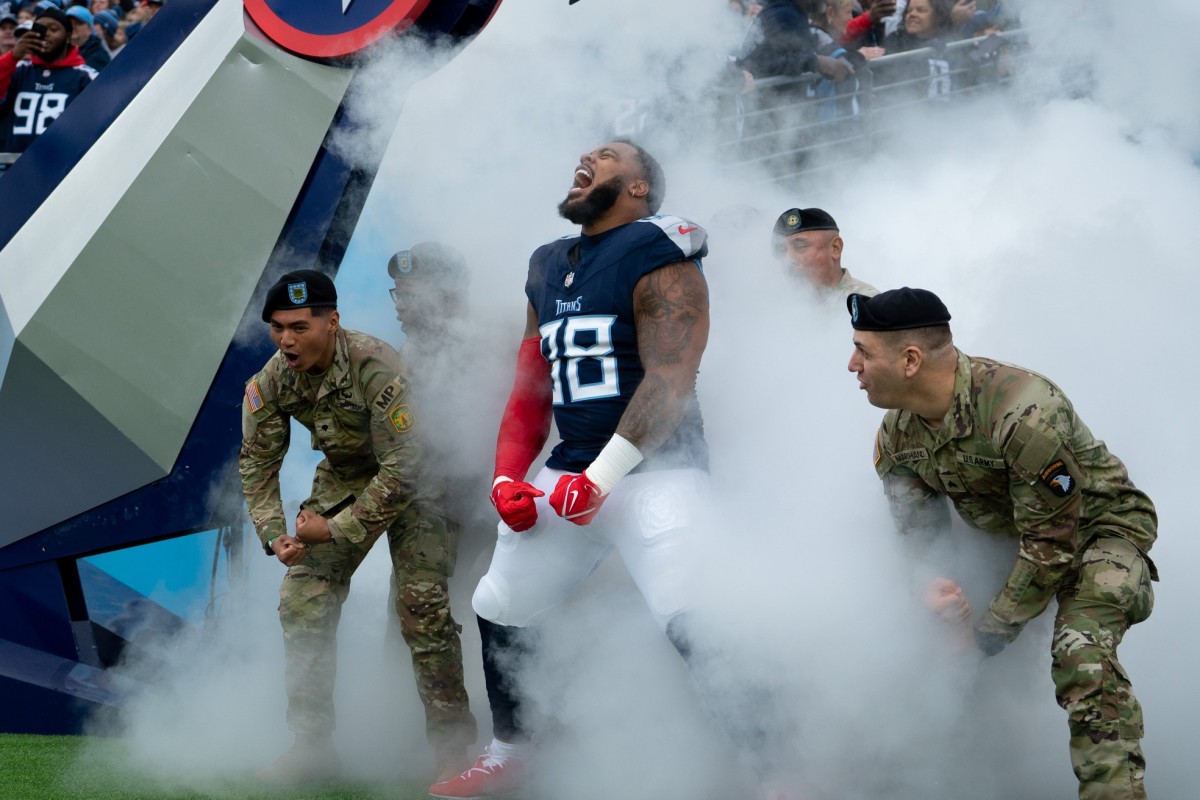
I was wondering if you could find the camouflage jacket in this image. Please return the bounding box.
[873,350,1157,644]
[239,328,434,553]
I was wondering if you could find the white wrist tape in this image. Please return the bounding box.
[584,434,644,495]
[493,476,514,490]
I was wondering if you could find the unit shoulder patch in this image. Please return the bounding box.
[388,403,415,434]
[1039,459,1076,497]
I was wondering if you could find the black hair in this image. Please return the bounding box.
[613,138,665,215]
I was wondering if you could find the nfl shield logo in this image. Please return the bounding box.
[288,282,308,304]
[564,272,575,288]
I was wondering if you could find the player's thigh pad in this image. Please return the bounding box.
[472,467,612,627]
[606,468,708,626]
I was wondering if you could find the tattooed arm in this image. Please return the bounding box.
[616,260,711,454]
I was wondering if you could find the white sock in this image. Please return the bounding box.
[489,738,529,762]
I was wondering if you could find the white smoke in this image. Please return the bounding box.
[97,1,1199,798]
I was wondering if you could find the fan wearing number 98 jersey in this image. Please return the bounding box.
[0,32,96,156]
[528,211,709,475]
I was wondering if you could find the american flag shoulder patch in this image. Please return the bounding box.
[246,380,265,413]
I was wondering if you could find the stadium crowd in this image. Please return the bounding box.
[0,0,164,165]
[728,0,1012,78]
[716,0,1020,172]
[0,0,1019,171]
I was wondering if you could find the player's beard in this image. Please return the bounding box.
[557,176,624,227]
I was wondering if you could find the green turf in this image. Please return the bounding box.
[0,735,432,800]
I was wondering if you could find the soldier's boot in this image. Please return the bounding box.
[1071,735,1147,800]
[254,735,341,787]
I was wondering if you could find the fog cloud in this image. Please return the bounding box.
[99,1,1198,797]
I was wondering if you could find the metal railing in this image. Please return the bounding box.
[713,29,1030,184]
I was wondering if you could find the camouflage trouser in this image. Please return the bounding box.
[1052,536,1154,800]
[278,505,476,751]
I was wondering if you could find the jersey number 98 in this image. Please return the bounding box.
[540,316,619,405]
[13,91,68,136]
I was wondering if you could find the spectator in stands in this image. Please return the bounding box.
[0,12,17,57]
[849,0,978,43]
[806,0,866,124]
[93,8,123,57]
[883,0,958,53]
[734,0,854,86]
[839,0,895,53]
[0,4,95,158]
[66,5,109,70]
[873,0,981,102]
[90,0,115,12]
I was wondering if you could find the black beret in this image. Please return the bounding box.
[261,269,338,322]
[773,207,839,240]
[847,287,951,331]
[34,4,72,31]
[387,241,468,282]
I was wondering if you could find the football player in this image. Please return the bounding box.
[429,139,725,798]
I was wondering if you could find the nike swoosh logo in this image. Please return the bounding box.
[677,225,698,235]
[567,489,579,510]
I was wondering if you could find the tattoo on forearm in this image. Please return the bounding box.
[617,373,669,448]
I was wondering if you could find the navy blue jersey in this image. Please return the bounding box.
[526,214,710,474]
[0,52,96,154]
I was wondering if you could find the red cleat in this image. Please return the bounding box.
[427,747,524,799]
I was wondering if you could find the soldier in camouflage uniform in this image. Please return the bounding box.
[772,207,878,301]
[846,288,1157,800]
[239,269,476,785]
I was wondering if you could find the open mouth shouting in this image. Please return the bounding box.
[568,164,593,197]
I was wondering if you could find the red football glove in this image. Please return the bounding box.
[491,478,545,532]
[549,472,607,526]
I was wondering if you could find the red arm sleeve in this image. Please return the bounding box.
[493,336,553,483]
[0,52,19,101]
[841,13,874,46]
